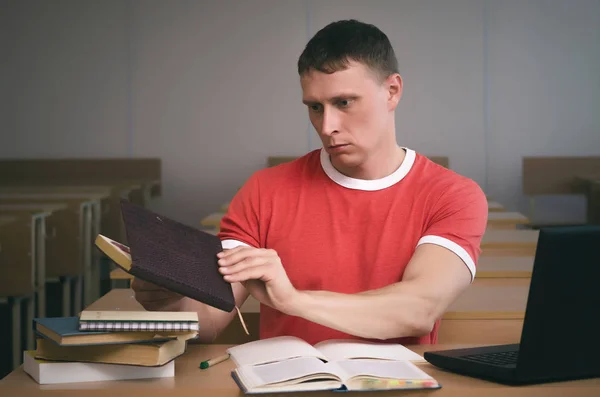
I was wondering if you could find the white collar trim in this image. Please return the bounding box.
[319,147,416,191]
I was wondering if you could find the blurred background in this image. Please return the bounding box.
[1,0,599,381]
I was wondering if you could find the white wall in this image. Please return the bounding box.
[486,0,600,223]
[0,0,130,157]
[1,0,599,225]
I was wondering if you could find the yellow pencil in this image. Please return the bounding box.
[199,353,230,369]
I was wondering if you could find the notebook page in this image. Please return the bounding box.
[336,359,433,381]
[314,339,424,362]
[227,336,327,367]
[236,357,342,389]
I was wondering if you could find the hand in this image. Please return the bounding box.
[217,246,299,314]
[131,278,184,311]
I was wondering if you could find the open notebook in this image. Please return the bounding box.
[227,336,440,393]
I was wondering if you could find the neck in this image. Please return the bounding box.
[332,142,406,180]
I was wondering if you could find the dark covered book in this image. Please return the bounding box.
[95,200,235,312]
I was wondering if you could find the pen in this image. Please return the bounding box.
[200,353,230,369]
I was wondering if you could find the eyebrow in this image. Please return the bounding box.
[302,95,359,106]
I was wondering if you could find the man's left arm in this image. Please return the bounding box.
[288,243,473,340]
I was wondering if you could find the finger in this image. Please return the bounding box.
[219,255,270,276]
[223,266,269,283]
[219,248,275,267]
[217,245,248,259]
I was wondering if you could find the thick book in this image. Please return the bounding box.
[78,310,199,332]
[34,336,190,367]
[23,350,175,384]
[33,316,194,346]
[227,336,440,393]
[94,199,235,312]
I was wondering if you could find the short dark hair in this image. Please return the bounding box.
[297,19,399,81]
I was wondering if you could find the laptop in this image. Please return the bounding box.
[424,225,600,385]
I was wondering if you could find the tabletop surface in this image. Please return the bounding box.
[1,343,598,397]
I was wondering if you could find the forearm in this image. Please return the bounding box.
[178,298,239,343]
[177,283,250,343]
[289,282,439,340]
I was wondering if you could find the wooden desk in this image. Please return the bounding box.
[487,200,505,212]
[0,183,138,243]
[0,203,68,321]
[200,212,224,229]
[476,256,534,278]
[0,194,106,312]
[487,212,529,229]
[573,175,600,224]
[481,229,539,256]
[1,343,599,396]
[0,215,33,369]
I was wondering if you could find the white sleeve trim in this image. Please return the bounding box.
[416,235,477,282]
[220,239,252,249]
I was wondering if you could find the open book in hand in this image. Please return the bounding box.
[227,336,440,393]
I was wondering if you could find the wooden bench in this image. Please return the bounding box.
[481,229,539,256]
[0,192,112,312]
[200,213,224,229]
[0,158,163,242]
[487,211,530,229]
[438,280,529,344]
[0,203,69,322]
[522,156,600,226]
[487,200,505,212]
[476,256,534,278]
[0,215,33,370]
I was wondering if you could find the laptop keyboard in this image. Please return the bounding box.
[462,350,519,366]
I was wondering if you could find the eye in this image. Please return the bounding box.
[309,104,323,113]
[337,99,353,108]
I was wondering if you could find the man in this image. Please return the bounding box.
[133,19,488,346]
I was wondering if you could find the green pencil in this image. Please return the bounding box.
[200,353,230,369]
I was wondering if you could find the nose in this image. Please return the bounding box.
[319,107,340,137]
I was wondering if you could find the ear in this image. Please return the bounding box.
[386,73,403,111]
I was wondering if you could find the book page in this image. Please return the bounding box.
[227,336,327,367]
[235,357,341,389]
[335,359,433,381]
[314,339,424,362]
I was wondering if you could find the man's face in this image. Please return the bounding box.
[300,61,401,170]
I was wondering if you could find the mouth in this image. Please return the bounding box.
[328,144,349,150]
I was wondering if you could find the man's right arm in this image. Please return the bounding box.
[131,278,249,343]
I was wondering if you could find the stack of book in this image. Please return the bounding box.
[24,310,199,384]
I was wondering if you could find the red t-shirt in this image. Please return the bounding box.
[218,148,487,345]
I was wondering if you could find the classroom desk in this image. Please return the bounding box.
[481,229,539,256]
[0,183,137,242]
[487,211,529,229]
[0,203,67,323]
[476,256,534,278]
[0,215,32,369]
[200,212,224,229]
[220,202,230,212]
[0,194,106,312]
[1,343,599,396]
[487,200,505,212]
[573,175,600,224]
